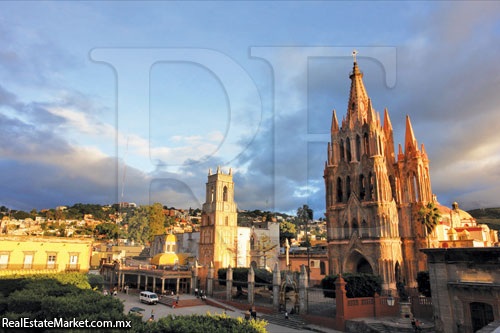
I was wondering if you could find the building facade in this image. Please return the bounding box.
[324,60,433,292]
[422,247,500,333]
[0,235,93,275]
[198,166,238,270]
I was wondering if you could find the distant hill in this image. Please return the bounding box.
[467,208,500,231]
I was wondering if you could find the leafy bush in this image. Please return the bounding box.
[320,273,382,298]
[139,313,267,333]
[417,271,431,297]
[88,273,105,290]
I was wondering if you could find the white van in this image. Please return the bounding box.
[140,291,159,305]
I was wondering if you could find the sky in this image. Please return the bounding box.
[0,1,500,217]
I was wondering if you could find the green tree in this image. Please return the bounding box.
[417,202,441,248]
[127,206,150,244]
[280,220,296,245]
[95,222,120,240]
[149,203,166,241]
[13,210,30,220]
[297,204,313,279]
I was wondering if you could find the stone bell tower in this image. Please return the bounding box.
[198,166,238,270]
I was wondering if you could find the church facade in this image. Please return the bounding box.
[324,59,432,292]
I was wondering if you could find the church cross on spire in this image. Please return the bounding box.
[352,49,359,63]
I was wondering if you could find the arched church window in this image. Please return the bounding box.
[344,222,349,239]
[346,137,352,162]
[346,176,351,200]
[337,177,343,203]
[359,174,366,200]
[361,220,369,238]
[250,235,255,250]
[211,188,215,202]
[412,172,419,202]
[223,186,228,201]
[340,140,345,162]
[356,135,361,161]
[364,133,370,156]
[225,216,229,226]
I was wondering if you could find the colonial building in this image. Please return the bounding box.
[0,235,93,275]
[199,166,238,270]
[324,58,433,292]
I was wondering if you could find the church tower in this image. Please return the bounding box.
[198,166,238,270]
[324,55,432,293]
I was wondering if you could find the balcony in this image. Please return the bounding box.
[65,264,80,272]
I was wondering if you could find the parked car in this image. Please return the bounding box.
[140,291,159,305]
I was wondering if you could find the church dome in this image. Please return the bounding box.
[151,253,179,266]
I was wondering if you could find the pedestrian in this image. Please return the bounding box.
[251,307,257,320]
[124,285,129,294]
[415,319,422,333]
[195,288,199,298]
[245,309,251,321]
[113,289,117,297]
[176,295,180,303]
[285,311,289,320]
[411,318,416,332]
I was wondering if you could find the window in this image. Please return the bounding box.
[359,174,366,200]
[337,178,343,203]
[223,186,228,201]
[340,140,344,161]
[0,254,9,269]
[364,133,370,156]
[320,261,326,275]
[47,254,56,269]
[23,254,33,269]
[346,137,352,162]
[356,135,361,161]
[211,188,215,202]
[225,216,229,226]
[69,255,78,268]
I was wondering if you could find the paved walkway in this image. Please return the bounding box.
[117,292,309,333]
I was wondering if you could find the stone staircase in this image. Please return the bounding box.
[260,312,310,331]
[159,296,205,308]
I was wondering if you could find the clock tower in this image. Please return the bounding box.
[198,166,238,270]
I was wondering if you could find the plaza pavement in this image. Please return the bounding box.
[116,292,314,333]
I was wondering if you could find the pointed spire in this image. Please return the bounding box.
[208,168,212,176]
[383,108,393,133]
[217,165,221,174]
[376,112,381,128]
[331,109,339,133]
[342,115,346,128]
[367,98,375,124]
[398,143,403,155]
[405,115,419,153]
[229,168,232,175]
[421,143,427,156]
[347,59,369,122]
